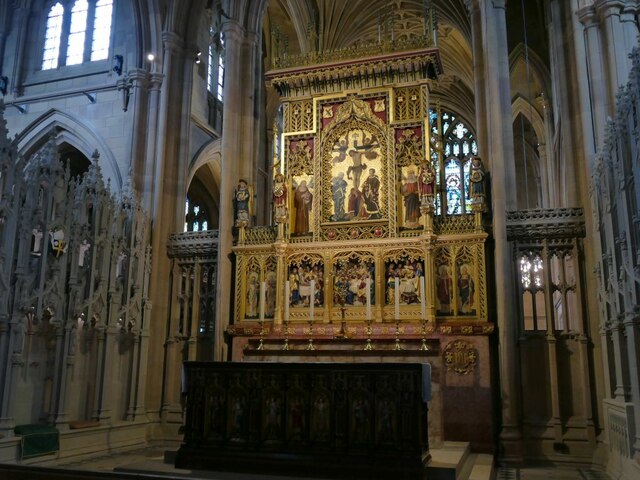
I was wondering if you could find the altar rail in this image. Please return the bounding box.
[176,361,430,479]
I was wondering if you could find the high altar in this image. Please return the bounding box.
[227,27,494,452]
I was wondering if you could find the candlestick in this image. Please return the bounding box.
[308,279,316,350]
[283,280,290,350]
[366,277,372,322]
[309,279,315,321]
[394,277,400,320]
[420,275,426,321]
[285,280,290,322]
[258,281,266,350]
[260,281,266,322]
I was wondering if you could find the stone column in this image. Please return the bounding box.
[534,94,553,208]
[466,0,488,158]
[595,0,639,103]
[8,7,27,96]
[478,0,521,458]
[576,5,611,152]
[145,30,186,428]
[215,19,261,359]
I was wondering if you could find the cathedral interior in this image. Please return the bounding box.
[0,0,639,479]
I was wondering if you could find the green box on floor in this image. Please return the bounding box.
[14,424,59,459]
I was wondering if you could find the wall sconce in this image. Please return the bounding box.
[195,49,202,64]
[112,54,123,76]
[146,53,155,63]
[82,91,96,103]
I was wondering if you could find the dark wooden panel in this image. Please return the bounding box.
[175,362,430,479]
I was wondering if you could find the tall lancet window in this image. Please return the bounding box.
[42,3,64,70]
[66,0,89,65]
[91,0,113,61]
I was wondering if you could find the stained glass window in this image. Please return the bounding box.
[42,3,64,70]
[91,0,113,61]
[66,0,88,65]
[429,108,478,215]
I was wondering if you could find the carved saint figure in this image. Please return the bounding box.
[289,267,300,306]
[246,272,259,318]
[418,160,436,197]
[273,173,287,222]
[234,179,251,227]
[401,169,421,227]
[458,264,475,314]
[437,265,453,314]
[293,180,313,234]
[469,156,485,199]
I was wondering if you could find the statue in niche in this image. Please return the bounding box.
[312,395,330,439]
[331,172,348,221]
[265,271,277,317]
[78,239,91,267]
[31,228,44,255]
[234,179,251,227]
[418,160,436,199]
[469,156,485,200]
[289,267,300,305]
[458,263,475,314]
[361,168,380,218]
[293,179,313,234]
[401,169,421,228]
[246,272,259,318]
[273,173,287,223]
[436,264,453,314]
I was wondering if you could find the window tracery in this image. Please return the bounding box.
[429,108,478,215]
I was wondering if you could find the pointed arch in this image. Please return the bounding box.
[14,109,122,190]
[512,96,545,144]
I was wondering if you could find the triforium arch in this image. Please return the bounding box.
[15,109,122,191]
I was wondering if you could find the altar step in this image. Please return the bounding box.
[427,442,495,480]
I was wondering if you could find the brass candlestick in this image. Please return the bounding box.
[257,319,265,350]
[307,319,315,350]
[393,320,402,351]
[282,317,290,350]
[420,318,429,351]
[364,319,373,351]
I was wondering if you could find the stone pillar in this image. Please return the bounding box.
[595,0,639,102]
[534,94,554,208]
[466,0,488,158]
[126,69,150,193]
[215,19,262,359]
[8,7,27,96]
[478,0,521,458]
[576,4,612,152]
[145,30,186,428]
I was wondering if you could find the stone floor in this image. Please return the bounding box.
[51,447,613,480]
